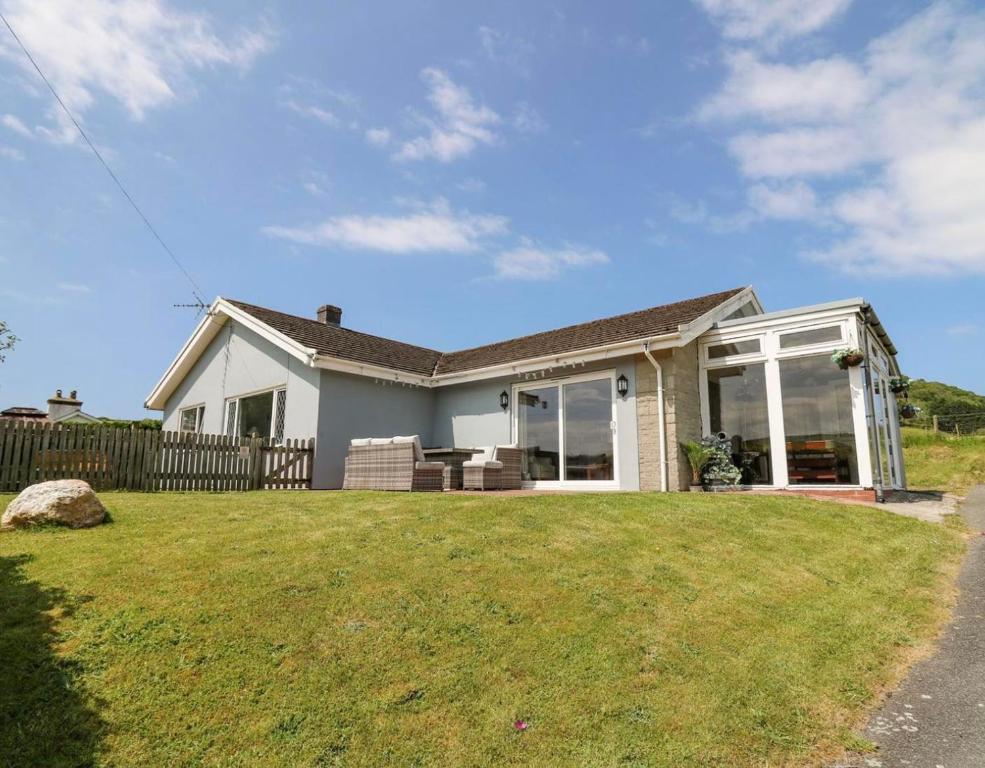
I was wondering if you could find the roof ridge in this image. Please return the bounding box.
[223,298,443,356]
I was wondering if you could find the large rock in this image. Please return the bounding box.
[1,479,107,530]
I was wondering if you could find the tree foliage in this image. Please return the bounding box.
[0,320,16,363]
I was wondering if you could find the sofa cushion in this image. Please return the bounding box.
[393,435,425,462]
[463,459,504,469]
[415,461,445,470]
[493,444,518,458]
[350,438,372,447]
[471,446,495,463]
[369,437,393,446]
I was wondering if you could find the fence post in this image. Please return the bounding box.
[932,414,939,434]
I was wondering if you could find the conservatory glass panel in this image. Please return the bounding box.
[778,326,842,349]
[707,364,772,484]
[708,339,760,359]
[779,355,859,485]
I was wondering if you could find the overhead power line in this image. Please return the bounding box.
[0,11,208,307]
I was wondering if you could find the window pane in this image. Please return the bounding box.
[180,408,199,433]
[708,339,760,359]
[779,326,841,349]
[563,379,614,481]
[273,389,287,444]
[517,386,559,481]
[238,392,274,439]
[707,364,772,484]
[780,356,859,485]
[225,401,237,436]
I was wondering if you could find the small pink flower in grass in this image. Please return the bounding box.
[514,719,529,731]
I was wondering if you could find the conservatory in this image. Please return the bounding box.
[698,298,905,495]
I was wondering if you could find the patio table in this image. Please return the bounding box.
[422,448,478,490]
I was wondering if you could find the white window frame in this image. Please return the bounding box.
[510,369,620,491]
[224,385,287,443]
[179,403,205,433]
[699,315,874,490]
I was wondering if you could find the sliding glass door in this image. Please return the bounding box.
[515,373,617,486]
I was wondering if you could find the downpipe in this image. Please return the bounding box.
[643,342,669,492]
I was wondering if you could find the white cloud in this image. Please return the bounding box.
[747,181,818,219]
[946,323,979,336]
[729,128,867,177]
[262,199,508,254]
[699,52,869,123]
[283,100,339,127]
[1,113,33,138]
[512,102,547,134]
[694,0,852,42]
[494,241,609,281]
[365,127,391,146]
[478,26,533,76]
[0,0,273,138]
[456,177,486,193]
[1,146,25,161]
[394,68,501,162]
[56,281,91,293]
[302,181,323,196]
[700,2,985,275]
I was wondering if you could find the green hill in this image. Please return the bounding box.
[908,379,985,415]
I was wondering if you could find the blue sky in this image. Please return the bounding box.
[1,0,984,418]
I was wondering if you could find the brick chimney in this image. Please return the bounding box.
[317,304,342,326]
[47,388,83,421]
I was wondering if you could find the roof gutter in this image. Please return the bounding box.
[430,332,681,387]
[642,341,669,493]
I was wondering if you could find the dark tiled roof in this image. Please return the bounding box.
[435,287,747,374]
[227,300,442,377]
[227,287,747,378]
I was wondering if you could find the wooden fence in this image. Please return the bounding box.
[0,421,314,493]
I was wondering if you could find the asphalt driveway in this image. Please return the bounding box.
[840,486,985,768]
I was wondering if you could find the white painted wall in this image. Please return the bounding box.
[315,371,436,489]
[162,319,321,443]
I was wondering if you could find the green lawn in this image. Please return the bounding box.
[0,491,963,767]
[903,427,985,496]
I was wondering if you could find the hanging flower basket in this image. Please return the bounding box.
[889,376,910,395]
[900,404,919,419]
[831,348,864,369]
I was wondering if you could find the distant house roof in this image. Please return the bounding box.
[145,286,759,408]
[0,406,48,421]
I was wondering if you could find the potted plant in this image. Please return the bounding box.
[682,441,713,491]
[900,403,919,419]
[700,433,742,488]
[889,375,910,395]
[831,348,865,369]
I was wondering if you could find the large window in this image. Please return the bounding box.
[515,374,616,484]
[226,388,286,442]
[707,364,772,484]
[779,356,858,484]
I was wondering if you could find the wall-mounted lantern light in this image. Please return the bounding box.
[499,390,510,410]
[616,374,630,398]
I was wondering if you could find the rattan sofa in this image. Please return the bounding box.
[462,445,522,491]
[342,436,445,491]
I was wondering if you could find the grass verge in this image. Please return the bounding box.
[903,427,985,496]
[0,491,964,767]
